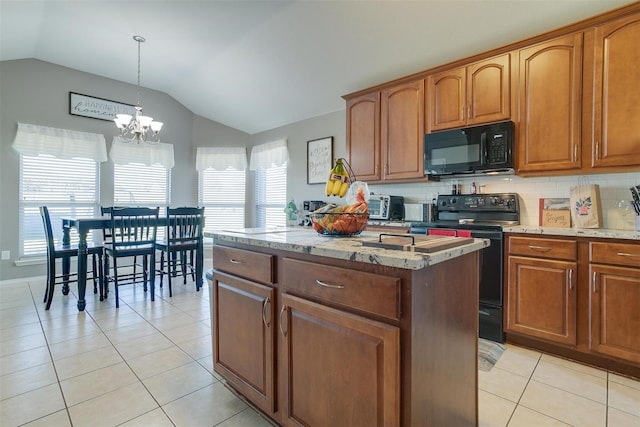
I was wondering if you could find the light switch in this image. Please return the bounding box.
[1,250,10,260]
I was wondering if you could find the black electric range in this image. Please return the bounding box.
[410,193,520,342]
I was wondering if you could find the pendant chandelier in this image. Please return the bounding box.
[113,35,163,144]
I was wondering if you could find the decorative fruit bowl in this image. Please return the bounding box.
[310,212,369,237]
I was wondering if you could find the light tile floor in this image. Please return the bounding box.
[1,276,639,426]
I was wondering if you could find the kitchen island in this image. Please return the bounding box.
[207,228,489,427]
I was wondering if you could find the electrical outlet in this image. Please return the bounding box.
[1,250,10,260]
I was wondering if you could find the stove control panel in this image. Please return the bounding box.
[437,193,519,213]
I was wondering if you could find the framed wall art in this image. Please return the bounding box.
[307,136,333,184]
[69,92,135,121]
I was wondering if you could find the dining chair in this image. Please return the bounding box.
[156,207,204,297]
[103,207,159,308]
[100,206,140,299]
[39,206,104,310]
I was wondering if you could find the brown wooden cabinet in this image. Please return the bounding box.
[346,79,424,182]
[346,92,380,181]
[505,234,640,378]
[426,53,511,132]
[587,12,640,169]
[380,79,425,180]
[279,293,400,427]
[212,240,480,426]
[506,236,578,346]
[212,271,276,415]
[516,33,583,174]
[589,242,640,364]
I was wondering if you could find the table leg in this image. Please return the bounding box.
[196,238,204,291]
[62,223,71,295]
[76,230,88,311]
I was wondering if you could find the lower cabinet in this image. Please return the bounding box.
[213,243,480,426]
[212,271,276,415]
[505,234,640,376]
[589,242,640,364]
[280,293,400,427]
[507,256,577,345]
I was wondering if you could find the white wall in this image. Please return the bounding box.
[368,172,639,231]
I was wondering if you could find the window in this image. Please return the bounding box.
[113,163,171,207]
[255,163,287,228]
[199,168,246,232]
[19,155,100,257]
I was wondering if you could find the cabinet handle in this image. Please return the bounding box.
[262,297,271,328]
[617,252,640,258]
[279,305,287,337]
[595,142,599,160]
[528,245,552,252]
[229,259,242,264]
[573,144,578,162]
[568,269,573,290]
[315,279,344,289]
[592,271,598,293]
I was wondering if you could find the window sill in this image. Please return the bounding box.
[14,257,46,267]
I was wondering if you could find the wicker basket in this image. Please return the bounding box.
[310,212,369,236]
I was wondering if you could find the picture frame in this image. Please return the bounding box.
[307,136,333,184]
[69,92,136,121]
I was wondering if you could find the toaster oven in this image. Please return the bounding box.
[369,195,404,220]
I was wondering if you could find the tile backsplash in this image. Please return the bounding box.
[368,172,639,231]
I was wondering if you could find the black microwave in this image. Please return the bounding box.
[424,121,514,177]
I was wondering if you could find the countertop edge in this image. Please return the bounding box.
[503,226,640,240]
[206,230,489,270]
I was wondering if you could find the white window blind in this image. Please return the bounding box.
[255,163,287,228]
[19,155,100,257]
[198,168,246,232]
[113,163,171,206]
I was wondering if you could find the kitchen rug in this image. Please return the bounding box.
[478,338,506,372]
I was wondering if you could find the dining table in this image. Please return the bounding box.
[62,216,204,311]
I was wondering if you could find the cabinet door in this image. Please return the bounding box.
[590,264,640,364]
[590,12,640,168]
[427,67,466,131]
[467,54,511,125]
[381,79,425,180]
[280,293,400,427]
[507,256,577,345]
[213,272,276,414]
[347,92,380,181]
[517,33,583,173]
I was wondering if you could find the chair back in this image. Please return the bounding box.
[109,207,159,253]
[165,207,204,246]
[39,206,57,256]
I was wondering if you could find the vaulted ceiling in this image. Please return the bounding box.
[1,1,634,134]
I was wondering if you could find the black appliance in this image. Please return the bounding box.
[301,200,327,226]
[424,120,514,177]
[410,193,520,343]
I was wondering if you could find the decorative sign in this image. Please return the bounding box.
[539,198,571,228]
[307,136,333,184]
[69,92,135,121]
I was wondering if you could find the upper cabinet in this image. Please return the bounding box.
[346,92,380,181]
[426,53,511,132]
[516,33,583,174]
[380,79,425,180]
[346,79,425,182]
[586,11,640,169]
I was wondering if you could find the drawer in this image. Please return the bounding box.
[281,258,400,321]
[590,241,640,268]
[508,236,577,261]
[213,246,274,284]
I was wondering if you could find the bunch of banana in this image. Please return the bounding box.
[325,158,350,197]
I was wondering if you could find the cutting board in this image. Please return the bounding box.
[361,233,473,253]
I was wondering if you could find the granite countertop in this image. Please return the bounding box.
[206,228,489,270]
[503,225,640,240]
